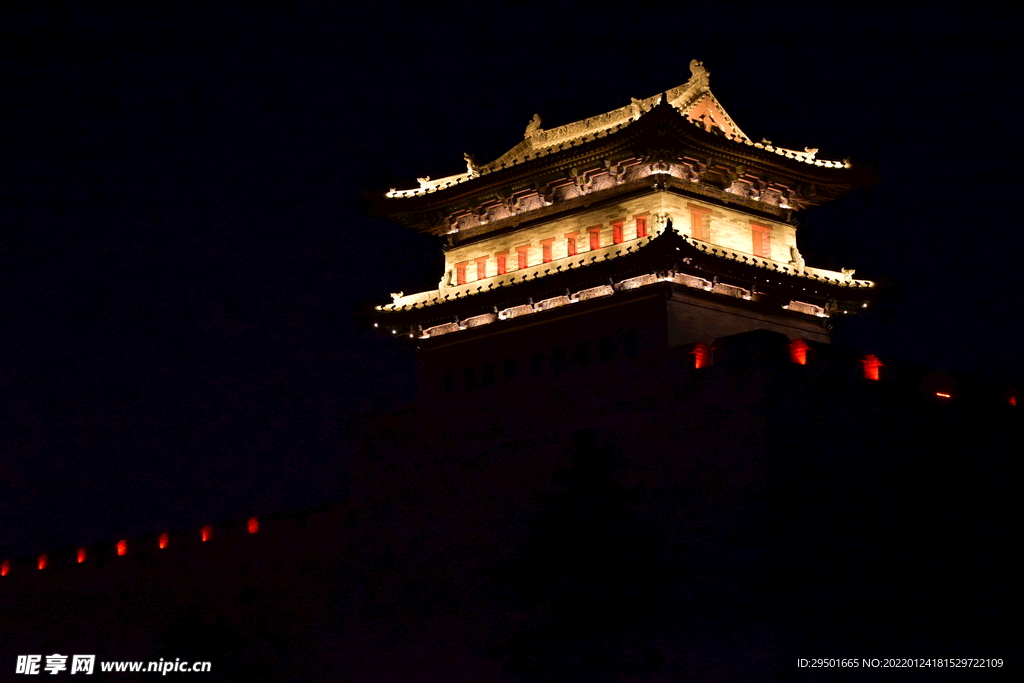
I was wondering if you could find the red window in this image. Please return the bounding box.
[588,226,602,251]
[565,231,578,256]
[117,539,128,556]
[38,554,48,570]
[692,343,711,369]
[540,238,555,263]
[688,204,712,241]
[77,547,87,563]
[158,533,169,549]
[248,517,259,534]
[201,525,213,542]
[635,215,648,239]
[789,338,809,365]
[455,261,469,285]
[751,223,772,259]
[495,251,508,275]
[612,220,624,244]
[516,245,530,270]
[862,354,883,381]
[475,257,488,280]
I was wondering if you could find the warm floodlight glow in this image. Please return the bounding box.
[1,560,9,577]
[117,539,128,556]
[935,392,951,399]
[158,533,169,549]
[201,525,213,542]
[38,554,48,570]
[77,547,87,564]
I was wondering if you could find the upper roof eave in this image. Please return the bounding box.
[373,102,872,233]
[383,60,856,205]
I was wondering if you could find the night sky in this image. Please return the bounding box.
[3,3,1022,557]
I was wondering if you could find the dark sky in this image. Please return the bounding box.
[3,3,1023,556]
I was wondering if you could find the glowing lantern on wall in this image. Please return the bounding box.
[38,554,48,570]
[77,547,87,564]
[201,525,213,542]
[116,540,127,556]
[158,533,169,549]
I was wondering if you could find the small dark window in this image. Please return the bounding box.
[599,336,618,362]
[575,342,591,367]
[443,370,454,393]
[552,347,568,374]
[530,352,545,375]
[504,358,520,381]
[481,363,495,386]
[622,329,638,360]
[463,366,477,391]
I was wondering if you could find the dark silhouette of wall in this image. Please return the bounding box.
[2,328,1018,682]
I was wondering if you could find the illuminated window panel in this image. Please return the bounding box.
[688,204,712,242]
[564,231,578,256]
[612,220,624,244]
[751,223,772,259]
[516,245,529,270]
[635,215,648,239]
[540,238,555,263]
